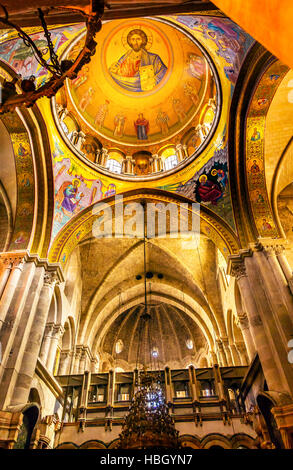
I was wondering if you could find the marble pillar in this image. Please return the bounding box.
[216,340,227,366]
[0,264,45,409]
[175,144,184,162]
[237,312,256,361]
[122,156,135,175]
[46,324,64,373]
[9,271,58,407]
[229,253,293,396]
[58,351,71,376]
[39,323,55,365]
[221,337,233,365]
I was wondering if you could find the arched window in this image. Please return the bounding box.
[164,154,178,171]
[106,158,122,174]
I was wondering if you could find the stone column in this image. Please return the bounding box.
[58,350,71,376]
[221,337,233,366]
[0,255,26,328]
[229,256,293,395]
[71,130,78,145]
[182,144,188,158]
[235,342,249,365]
[90,358,99,373]
[39,323,55,365]
[237,312,256,360]
[150,154,162,173]
[99,148,108,167]
[209,349,219,365]
[213,364,225,401]
[107,369,115,408]
[78,348,87,374]
[276,247,293,288]
[0,259,13,301]
[46,324,64,373]
[72,348,82,374]
[0,258,37,383]
[75,131,86,152]
[122,156,135,175]
[9,271,58,407]
[216,339,227,366]
[229,343,241,366]
[195,124,206,144]
[175,144,184,162]
[58,106,68,122]
[0,264,45,409]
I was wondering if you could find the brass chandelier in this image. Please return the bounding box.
[0,0,105,114]
[118,201,179,449]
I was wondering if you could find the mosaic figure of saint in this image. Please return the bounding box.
[184,81,199,106]
[113,112,126,137]
[251,128,261,141]
[94,100,110,128]
[172,98,186,123]
[134,113,149,140]
[109,29,167,92]
[195,174,223,205]
[80,87,95,112]
[156,110,169,135]
[56,179,84,216]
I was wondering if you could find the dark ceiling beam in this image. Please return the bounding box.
[0,1,219,29]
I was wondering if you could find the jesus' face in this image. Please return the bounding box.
[129,33,143,52]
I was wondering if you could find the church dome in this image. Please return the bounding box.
[54,17,220,179]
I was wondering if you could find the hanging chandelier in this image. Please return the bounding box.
[118,201,179,449]
[0,0,105,114]
[119,370,179,449]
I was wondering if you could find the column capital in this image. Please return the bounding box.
[237,313,250,330]
[53,323,65,338]
[44,322,55,336]
[44,271,58,287]
[0,252,27,269]
[227,259,247,280]
[249,238,288,254]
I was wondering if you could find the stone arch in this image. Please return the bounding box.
[0,61,54,258]
[179,434,201,449]
[55,442,78,449]
[230,433,257,449]
[48,188,240,266]
[79,440,107,449]
[201,433,231,449]
[228,42,289,246]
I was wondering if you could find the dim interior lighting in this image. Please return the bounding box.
[118,201,179,449]
[152,347,159,358]
[186,339,193,350]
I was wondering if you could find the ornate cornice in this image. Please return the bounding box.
[0,250,64,283]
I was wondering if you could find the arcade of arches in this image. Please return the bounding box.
[0,0,293,450]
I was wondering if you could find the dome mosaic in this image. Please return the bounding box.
[54,17,220,179]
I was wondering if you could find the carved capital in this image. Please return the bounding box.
[44,323,55,337]
[230,261,247,280]
[53,324,65,339]
[44,271,58,287]
[0,253,26,269]
[237,313,249,330]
